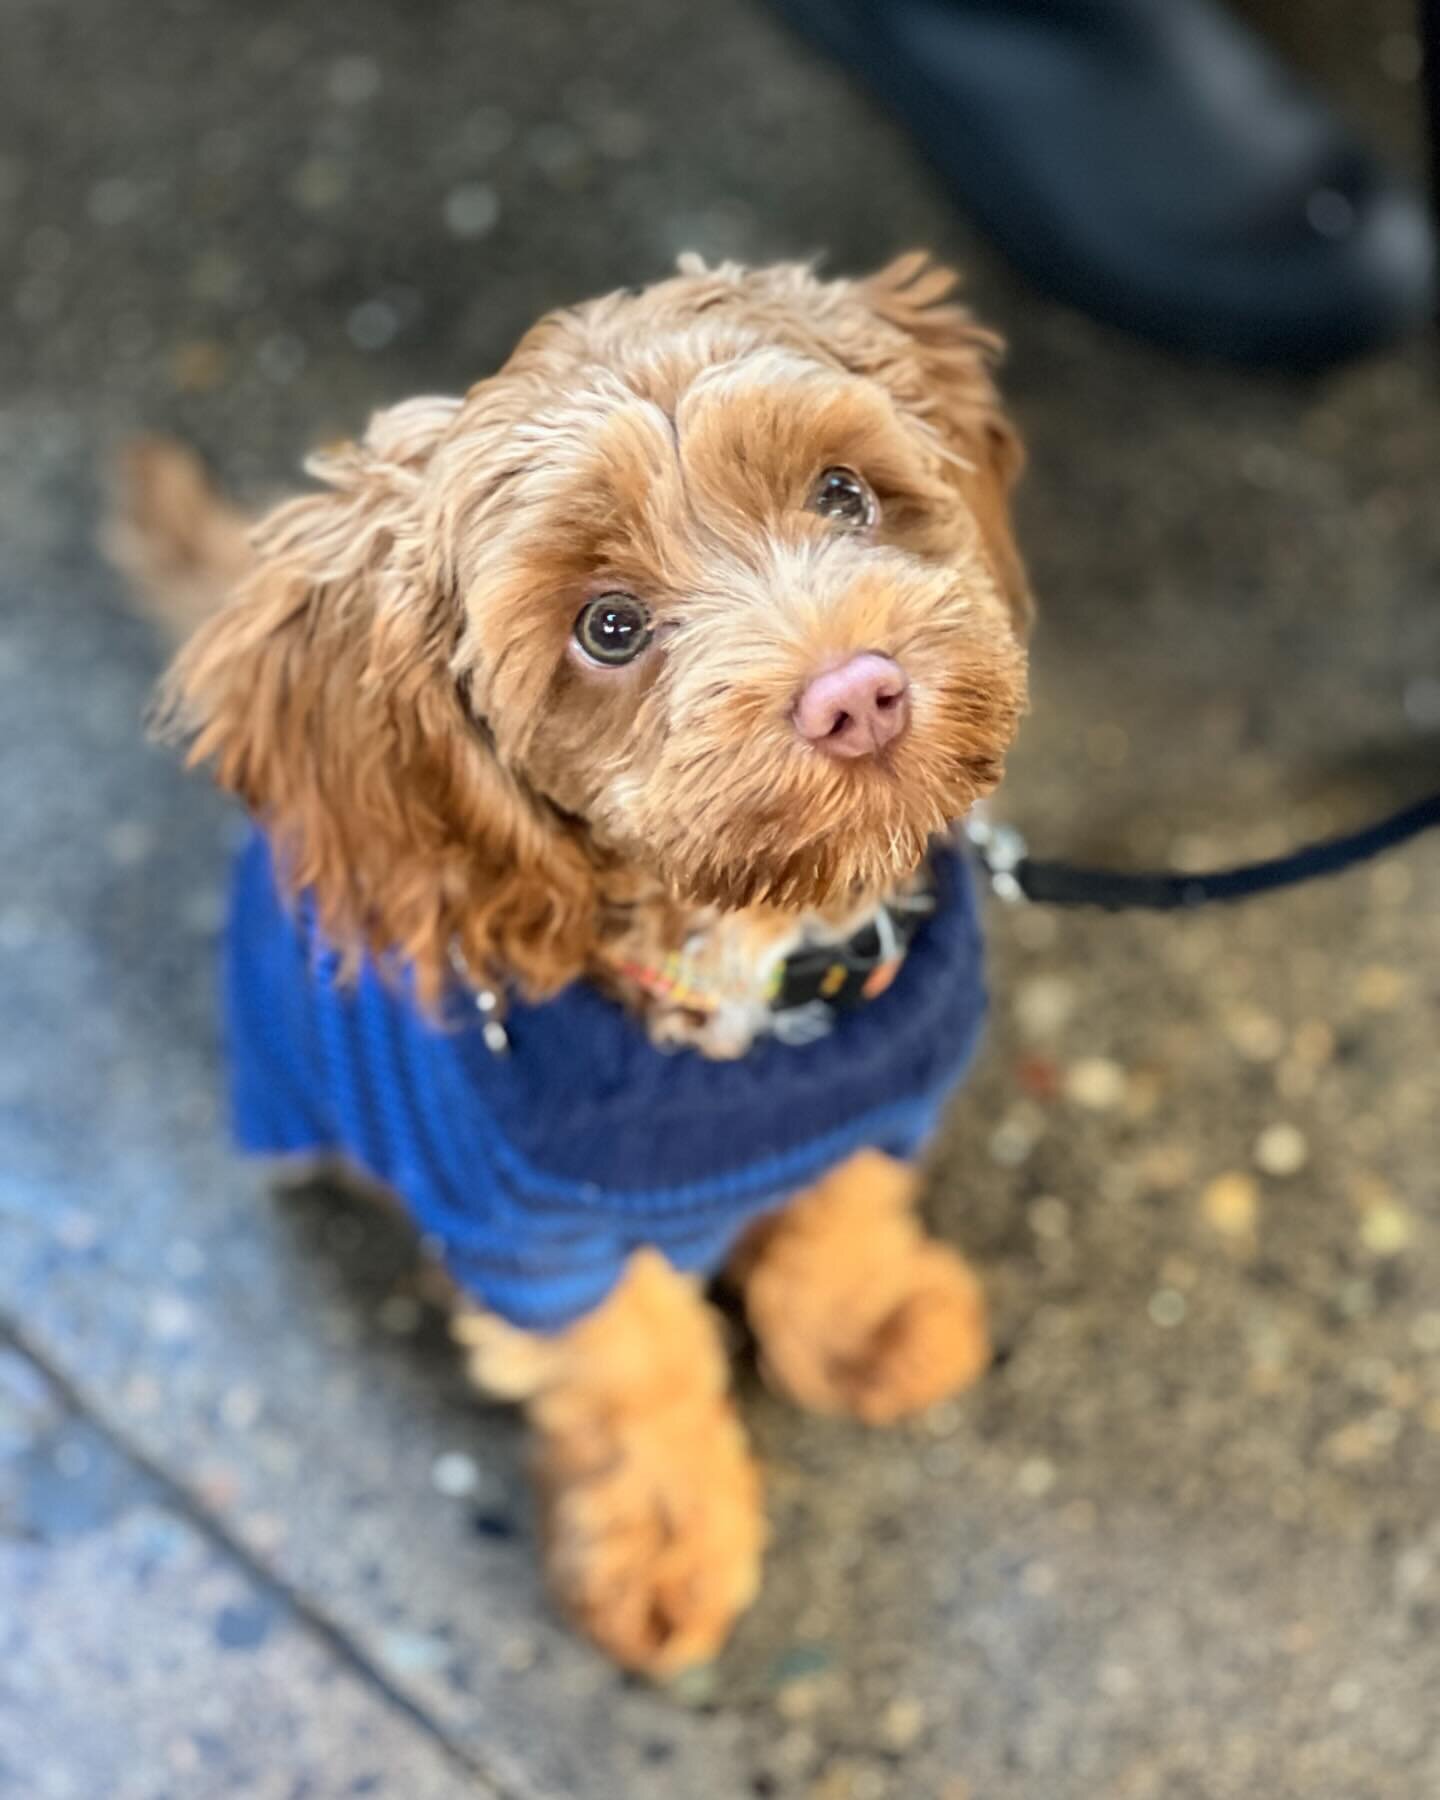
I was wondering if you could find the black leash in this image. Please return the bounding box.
[966,788,1440,911]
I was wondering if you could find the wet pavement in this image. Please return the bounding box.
[2,0,1439,1795]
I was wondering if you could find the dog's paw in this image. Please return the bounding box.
[740,1152,990,1425]
[835,1241,990,1424]
[754,1238,990,1424]
[535,1399,764,1676]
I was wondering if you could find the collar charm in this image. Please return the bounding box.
[613,876,936,1048]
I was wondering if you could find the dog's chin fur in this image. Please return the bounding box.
[643,779,985,915]
[124,252,1032,1019]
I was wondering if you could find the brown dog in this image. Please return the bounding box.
[112,254,1030,1675]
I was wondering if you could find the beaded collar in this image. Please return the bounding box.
[614,875,937,1046]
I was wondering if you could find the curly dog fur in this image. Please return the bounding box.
[112,253,1029,1673]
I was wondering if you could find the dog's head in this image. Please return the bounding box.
[164,256,1030,1002]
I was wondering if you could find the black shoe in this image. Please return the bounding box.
[770,0,1436,366]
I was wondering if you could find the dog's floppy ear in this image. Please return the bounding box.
[848,254,1033,636]
[155,397,598,1007]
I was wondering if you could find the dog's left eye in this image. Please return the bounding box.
[573,593,653,666]
[809,467,877,531]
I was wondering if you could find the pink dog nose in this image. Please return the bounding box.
[794,653,910,758]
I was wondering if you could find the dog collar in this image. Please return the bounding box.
[615,878,937,1042]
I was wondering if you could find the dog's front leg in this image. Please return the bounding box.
[731,1150,990,1424]
[454,1249,764,1676]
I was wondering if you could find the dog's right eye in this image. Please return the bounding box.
[809,466,878,531]
[573,593,653,666]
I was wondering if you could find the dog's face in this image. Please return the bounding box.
[452,345,1026,913]
[166,257,1030,998]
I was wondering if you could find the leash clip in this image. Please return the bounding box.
[964,807,1030,904]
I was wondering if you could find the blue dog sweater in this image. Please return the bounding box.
[226,831,988,1331]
